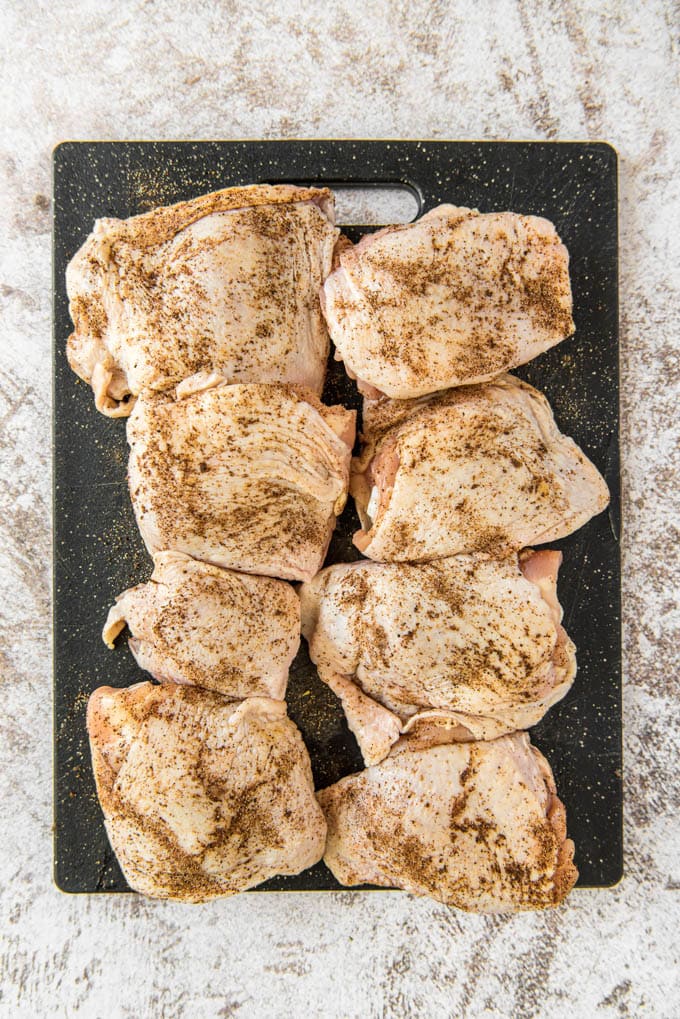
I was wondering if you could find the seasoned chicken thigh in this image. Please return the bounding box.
[103,552,300,700]
[300,550,575,764]
[127,375,355,582]
[352,374,609,561]
[322,205,574,399]
[319,729,577,912]
[87,683,326,901]
[67,185,339,416]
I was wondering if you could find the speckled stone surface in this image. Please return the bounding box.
[1,2,679,1017]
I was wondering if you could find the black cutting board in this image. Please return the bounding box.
[53,140,621,893]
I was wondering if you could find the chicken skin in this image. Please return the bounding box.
[67,184,338,416]
[352,374,609,562]
[127,374,355,582]
[319,729,577,912]
[87,683,326,901]
[322,205,573,399]
[300,550,575,765]
[103,551,300,700]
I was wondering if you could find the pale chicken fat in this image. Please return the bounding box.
[87,683,327,902]
[351,374,609,561]
[319,730,577,912]
[127,375,355,582]
[300,550,576,764]
[322,204,574,398]
[66,184,339,415]
[103,551,300,700]
[319,669,403,766]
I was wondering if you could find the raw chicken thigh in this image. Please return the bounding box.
[127,374,355,582]
[103,551,300,700]
[300,550,575,764]
[319,729,577,912]
[352,374,609,562]
[322,205,573,398]
[67,184,339,416]
[87,683,326,901]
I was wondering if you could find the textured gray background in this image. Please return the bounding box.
[1,1,679,1017]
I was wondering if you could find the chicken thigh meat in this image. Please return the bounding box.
[67,184,339,415]
[323,205,574,399]
[301,550,576,764]
[103,551,300,700]
[127,375,355,582]
[352,374,609,561]
[87,683,327,901]
[319,729,577,912]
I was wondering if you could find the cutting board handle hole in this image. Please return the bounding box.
[330,184,421,226]
[264,179,422,226]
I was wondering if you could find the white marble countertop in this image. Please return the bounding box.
[1,1,678,1016]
